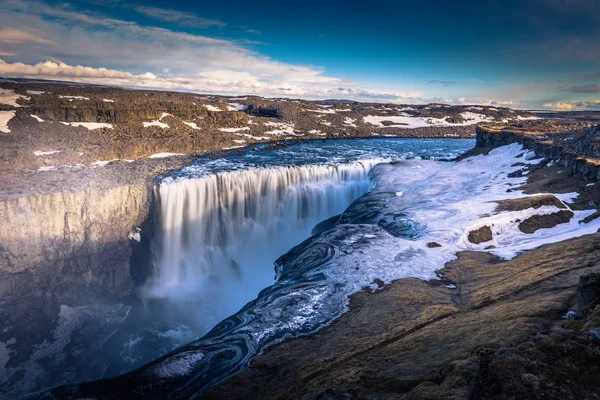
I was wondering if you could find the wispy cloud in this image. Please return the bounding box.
[427,80,456,86]
[0,28,55,45]
[0,58,422,102]
[560,83,600,93]
[132,5,226,28]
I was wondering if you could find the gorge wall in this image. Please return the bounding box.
[0,183,153,305]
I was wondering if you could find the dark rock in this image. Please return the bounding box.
[495,194,566,212]
[518,210,574,234]
[472,329,600,400]
[468,226,493,244]
[576,273,600,317]
[427,242,442,248]
[313,389,363,400]
[312,214,341,236]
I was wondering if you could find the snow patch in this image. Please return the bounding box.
[60,122,113,130]
[33,150,60,156]
[264,122,297,136]
[363,112,494,129]
[203,104,222,112]
[183,121,201,130]
[226,103,249,111]
[31,115,44,122]
[0,111,16,133]
[143,120,169,129]
[219,127,250,133]
[58,95,89,101]
[0,89,26,107]
[148,152,184,159]
[344,117,357,128]
[37,166,58,171]
[92,159,119,167]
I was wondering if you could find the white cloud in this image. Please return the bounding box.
[0,0,580,108]
[133,6,226,28]
[543,102,575,110]
[0,58,420,101]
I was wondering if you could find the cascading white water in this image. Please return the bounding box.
[147,160,381,333]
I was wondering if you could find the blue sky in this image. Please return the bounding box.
[0,0,599,109]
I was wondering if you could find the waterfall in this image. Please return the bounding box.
[147,160,380,333]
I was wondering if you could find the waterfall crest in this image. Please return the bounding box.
[147,160,380,331]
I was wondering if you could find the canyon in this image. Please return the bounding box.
[1,79,599,399]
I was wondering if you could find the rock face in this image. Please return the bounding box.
[0,183,153,330]
[576,273,600,317]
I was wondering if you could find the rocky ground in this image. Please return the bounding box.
[0,79,542,176]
